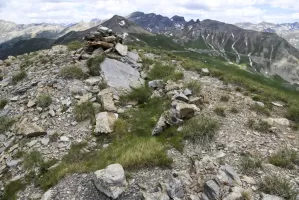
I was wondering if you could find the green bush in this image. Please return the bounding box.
[74,101,95,122]
[240,154,263,174]
[0,116,15,133]
[36,94,52,108]
[220,95,230,102]
[250,104,271,116]
[268,148,299,169]
[248,119,271,133]
[2,179,26,200]
[67,41,84,51]
[23,150,44,170]
[86,55,105,76]
[185,80,201,95]
[12,71,26,84]
[259,175,298,199]
[182,116,219,143]
[287,105,299,123]
[230,107,239,114]
[60,65,85,79]
[121,86,152,104]
[214,106,226,117]
[0,99,8,109]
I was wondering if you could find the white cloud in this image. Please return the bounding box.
[0,0,298,24]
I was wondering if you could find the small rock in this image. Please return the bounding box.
[218,165,242,186]
[17,118,47,137]
[203,180,220,200]
[41,189,52,200]
[94,164,128,199]
[85,77,102,86]
[78,93,92,105]
[271,102,284,107]
[201,68,210,76]
[189,96,204,106]
[48,110,55,117]
[6,159,22,167]
[264,117,290,126]
[173,93,189,103]
[41,138,50,146]
[242,176,256,185]
[60,136,70,142]
[262,194,284,200]
[27,100,36,108]
[176,103,199,119]
[115,43,128,56]
[10,96,19,102]
[148,80,165,89]
[27,140,38,147]
[255,101,265,107]
[183,88,192,96]
[164,174,185,199]
[94,112,118,134]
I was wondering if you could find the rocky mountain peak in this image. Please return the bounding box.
[171,15,186,23]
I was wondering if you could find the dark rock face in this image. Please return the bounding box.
[127,12,186,33]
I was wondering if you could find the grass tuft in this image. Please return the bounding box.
[36,94,52,108]
[181,116,219,143]
[214,106,226,117]
[120,85,152,104]
[268,148,299,169]
[12,71,26,84]
[230,107,239,114]
[86,55,105,76]
[220,95,230,102]
[287,106,299,123]
[259,175,298,199]
[185,80,201,95]
[2,179,26,200]
[60,65,85,79]
[148,62,182,81]
[67,41,84,51]
[74,101,95,122]
[250,104,271,116]
[248,119,271,133]
[240,154,263,174]
[0,99,8,109]
[0,116,15,133]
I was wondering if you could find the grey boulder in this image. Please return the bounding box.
[17,118,47,137]
[94,164,128,199]
[94,112,118,134]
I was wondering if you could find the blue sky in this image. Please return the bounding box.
[0,0,299,24]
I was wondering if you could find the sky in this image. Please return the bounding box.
[1,0,299,24]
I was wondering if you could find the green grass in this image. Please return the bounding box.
[0,99,8,109]
[0,117,15,133]
[220,95,230,102]
[181,116,219,143]
[74,101,95,122]
[214,106,226,117]
[147,62,183,81]
[287,106,299,123]
[248,119,271,133]
[86,55,105,76]
[36,94,52,108]
[230,107,239,114]
[250,104,271,116]
[20,58,34,69]
[60,65,85,79]
[185,80,201,95]
[239,154,263,174]
[12,71,26,84]
[268,148,299,169]
[120,85,152,104]
[67,41,84,51]
[38,98,174,190]
[1,179,26,200]
[23,150,44,170]
[259,175,298,199]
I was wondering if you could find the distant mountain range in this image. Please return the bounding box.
[1,12,299,83]
[235,22,299,49]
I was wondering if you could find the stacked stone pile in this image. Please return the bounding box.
[74,25,128,60]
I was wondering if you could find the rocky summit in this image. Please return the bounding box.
[0,22,299,200]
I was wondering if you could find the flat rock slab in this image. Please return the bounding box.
[17,118,46,137]
[100,58,144,94]
[115,43,128,56]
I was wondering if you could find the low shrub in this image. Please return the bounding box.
[60,65,85,79]
[36,94,52,108]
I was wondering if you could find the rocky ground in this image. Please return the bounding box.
[0,39,298,200]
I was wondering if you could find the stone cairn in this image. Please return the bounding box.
[75,25,128,60]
